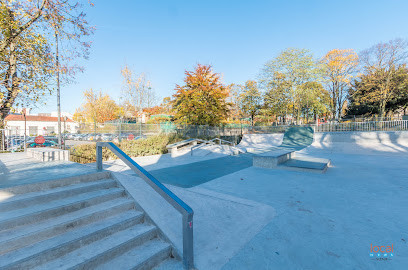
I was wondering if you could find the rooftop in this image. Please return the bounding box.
[5,114,74,123]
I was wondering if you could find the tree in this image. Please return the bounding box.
[120,65,158,119]
[263,72,292,124]
[172,64,230,126]
[259,48,323,123]
[0,0,94,127]
[76,89,122,132]
[322,49,359,119]
[298,82,330,122]
[348,64,408,116]
[240,80,262,126]
[160,97,172,114]
[358,38,408,117]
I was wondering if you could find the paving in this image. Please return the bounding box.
[0,153,94,188]
[1,131,407,270]
[147,154,253,188]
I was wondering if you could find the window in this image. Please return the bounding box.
[29,126,38,136]
[47,126,55,135]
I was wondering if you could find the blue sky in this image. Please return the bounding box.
[35,0,408,114]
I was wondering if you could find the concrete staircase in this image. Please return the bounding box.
[0,172,181,270]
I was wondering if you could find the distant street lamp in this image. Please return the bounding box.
[23,108,27,152]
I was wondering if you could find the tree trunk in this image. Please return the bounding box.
[0,40,18,121]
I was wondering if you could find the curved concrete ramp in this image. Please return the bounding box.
[303,131,408,155]
[238,127,314,153]
[280,126,314,150]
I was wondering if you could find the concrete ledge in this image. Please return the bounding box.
[27,148,70,162]
[280,156,331,174]
[253,149,295,168]
[166,139,198,157]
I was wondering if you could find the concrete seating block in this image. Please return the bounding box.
[253,149,296,168]
[26,148,70,162]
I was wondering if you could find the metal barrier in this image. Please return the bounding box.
[248,120,408,134]
[314,120,408,132]
[96,142,194,270]
[190,137,235,155]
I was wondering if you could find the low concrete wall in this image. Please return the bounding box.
[27,147,70,162]
[308,131,408,155]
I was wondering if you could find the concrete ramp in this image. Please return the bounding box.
[237,133,283,153]
[252,127,330,173]
[280,126,314,150]
[303,131,408,156]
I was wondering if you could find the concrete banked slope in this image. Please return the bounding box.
[0,171,181,270]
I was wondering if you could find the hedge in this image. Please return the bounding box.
[70,134,184,164]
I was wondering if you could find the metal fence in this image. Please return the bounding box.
[0,129,26,152]
[314,120,408,132]
[250,120,408,134]
[1,120,408,152]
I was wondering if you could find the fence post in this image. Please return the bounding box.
[118,119,122,142]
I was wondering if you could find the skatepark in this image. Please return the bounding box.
[0,128,407,269]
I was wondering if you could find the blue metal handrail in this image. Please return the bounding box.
[96,142,194,269]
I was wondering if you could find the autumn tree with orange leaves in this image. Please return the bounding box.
[322,49,359,119]
[172,64,230,126]
[74,89,122,133]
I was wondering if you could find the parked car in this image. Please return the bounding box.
[26,139,58,148]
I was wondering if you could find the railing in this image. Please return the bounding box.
[190,138,235,155]
[247,120,408,134]
[96,142,194,270]
[314,120,408,133]
[210,138,235,146]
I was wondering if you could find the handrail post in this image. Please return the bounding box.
[182,212,194,269]
[96,143,103,171]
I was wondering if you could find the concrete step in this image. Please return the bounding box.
[0,197,136,254]
[280,156,331,173]
[0,187,125,231]
[0,171,111,195]
[0,178,117,212]
[153,258,184,270]
[0,211,146,270]
[95,238,172,270]
[34,227,162,270]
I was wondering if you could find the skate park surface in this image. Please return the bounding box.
[1,130,408,269]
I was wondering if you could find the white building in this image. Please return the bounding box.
[5,114,77,136]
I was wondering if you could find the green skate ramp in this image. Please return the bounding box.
[280,126,314,150]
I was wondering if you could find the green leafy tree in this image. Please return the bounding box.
[259,48,323,123]
[240,80,262,126]
[263,72,292,124]
[299,82,330,122]
[172,64,230,126]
